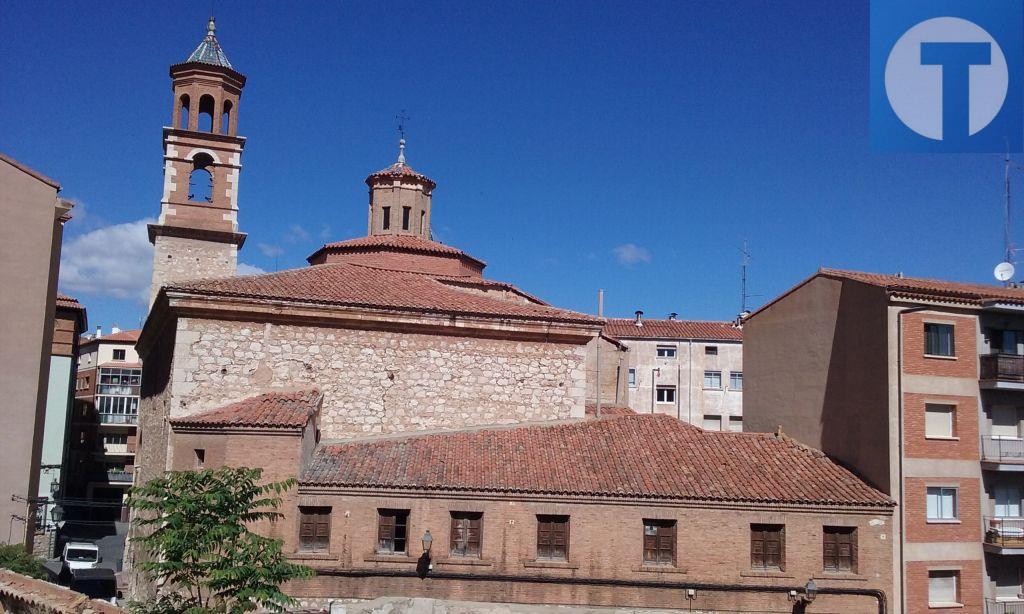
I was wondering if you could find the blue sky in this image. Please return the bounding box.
[0,1,1014,331]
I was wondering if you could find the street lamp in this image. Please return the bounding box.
[803,579,818,603]
[421,530,433,556]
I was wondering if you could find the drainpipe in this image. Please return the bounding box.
[688,340,694,425]
[896,305,929,614]
[676,344,682,421]
[651,368,660,414]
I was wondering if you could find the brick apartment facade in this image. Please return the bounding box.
[744,268,1024,612]
[587,315,744,429]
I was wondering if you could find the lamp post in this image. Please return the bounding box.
[789,579,818,606]
[421,530,433,557]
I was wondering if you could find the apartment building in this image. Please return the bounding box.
[744,268,1024,613]
[588,312,743,429]
[70,327,141,518]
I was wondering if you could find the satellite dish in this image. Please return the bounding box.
[995,262,1016,282]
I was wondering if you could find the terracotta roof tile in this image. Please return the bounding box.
[820,268,1024,306]
[302,414,891,507]
[79,330,141,346]
[167,262,600,324]
[309,234,484,267]
[170,390,321,429]
[366,162,435,188]
[584,404,635,417]
[603,319,742,341]
[56,293,84,310]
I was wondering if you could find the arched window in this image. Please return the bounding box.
[221,100,233,135]
[198,95,215,132]
[420,210,426,233]
[188,153,214,203]
[178,95,190,130]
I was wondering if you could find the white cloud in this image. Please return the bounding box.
[257,243,284,258]
[612,243,651,266]
[236,262,266,276]
[284,224,311,243]
[60,218,154,303]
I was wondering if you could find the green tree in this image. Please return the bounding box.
[128,467,312,614]
[0,544,47,580]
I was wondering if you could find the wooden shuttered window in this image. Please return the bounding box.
[298,506,331,553]
[823,526,857,573]
[449,512,482,557]
[377,509,409,554]
[643,519,676,566]
[536,515,570,560]
[750,524,785,570]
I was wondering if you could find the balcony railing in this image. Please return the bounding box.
[986,517,1024,548]
[98,413,138,425]
[983,437,1024,462]
[103,444,129,454]
[106,470,134,483]
[982,354,1024,383]
[987,599,1024,614]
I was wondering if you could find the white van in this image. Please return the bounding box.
[61,542,100,570]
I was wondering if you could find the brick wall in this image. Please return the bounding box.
[903,393,980,460]
[906,559,983,614]
[903,477,981,543]
[902,312,978,379]
[282,491,893,611]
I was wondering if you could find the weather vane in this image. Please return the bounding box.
[395,110,409,141]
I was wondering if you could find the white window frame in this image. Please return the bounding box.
[656,386,676,404]
[995,485,1023,518]
[703,370,722,389]
[927,569,960,607]
[924,404,955,439]
[728,416,743,432]
[705,346,718,355]
[992,406,1022,440]
[926,486,958,521]
[702,415,722,431]
[729,372,743,391]
[628,368,637,388]
[656,346,677,359]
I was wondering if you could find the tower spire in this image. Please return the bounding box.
[397,139,406,165]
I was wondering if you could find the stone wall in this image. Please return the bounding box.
[149,235,236,306]
[171,318,587,439]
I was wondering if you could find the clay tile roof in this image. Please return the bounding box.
[168,262,600,324]
[584,404,635,417]
[79,330,141,346]
[310,234,483,266]
[603,319,742,341]
[302,414,892,507]
[170,390,321,429]
[366,162,436,188]
[56,293,84,310]
[820,268,1024,306]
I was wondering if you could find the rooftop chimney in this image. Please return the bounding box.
[95,326,103,339]
[667,312,678,321]
[634,310,644,327]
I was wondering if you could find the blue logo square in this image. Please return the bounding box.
[871,0,1023,152]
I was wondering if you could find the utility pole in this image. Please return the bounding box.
[740,240,751,315]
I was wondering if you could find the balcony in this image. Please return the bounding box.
[101,443,136,455]
[985,517,1024,554]
[982,438,1024,471]
[987,600,1024,614]
[105,470,134,484]
[98,413,138,425]
[981,354,1024,390]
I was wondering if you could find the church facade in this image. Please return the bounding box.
[130,21,896,612]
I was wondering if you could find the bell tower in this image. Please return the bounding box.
[149,17,247,306]
[366,140,436,239]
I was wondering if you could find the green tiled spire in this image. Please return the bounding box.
[186,17,233,69]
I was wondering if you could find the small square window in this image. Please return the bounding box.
[656,386,676,403]
[705,346,718,355]
[924,404,955,439]
[728,416,743,432]
[628,368,637,388]
[377,509,409,554]
[926,486,958,520]
[925,323,955,357]
[113,349,126,361]
[928,570,959,606]
[299,506,331,553]
[656,346,677,359]
[642,519,676,566]
[536,515,569,560]
[703,371,722,389]
[702,415,722,431]
[729,372,743,390]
